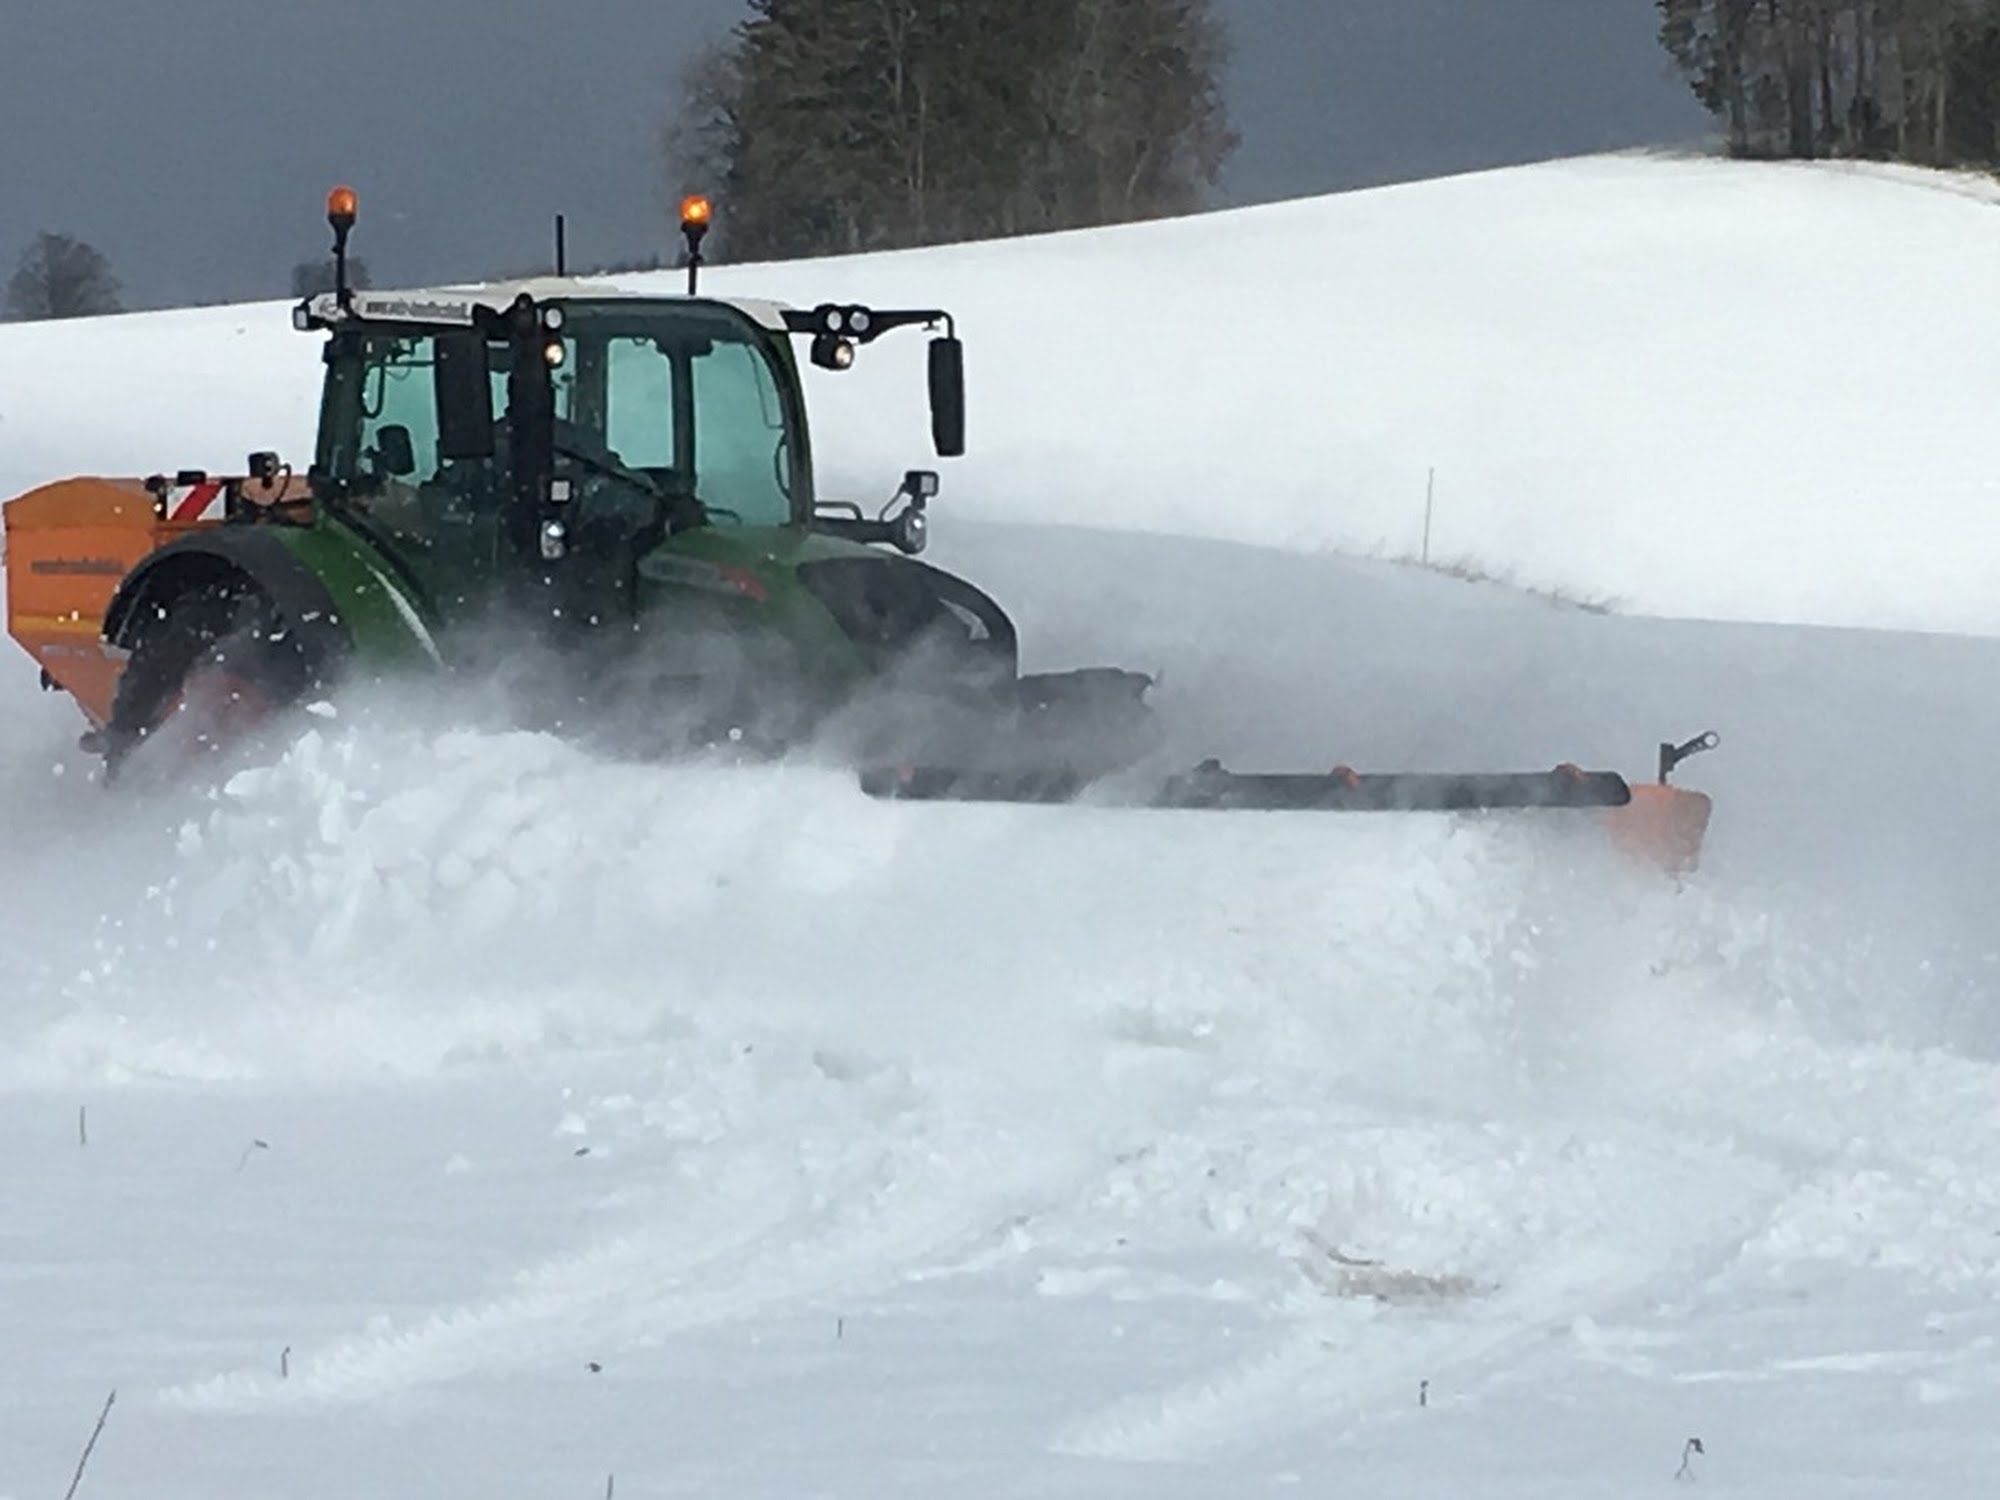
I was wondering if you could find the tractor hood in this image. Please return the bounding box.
[632,524,1021,689]
[643,524,889,578]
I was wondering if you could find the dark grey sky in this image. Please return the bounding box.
[0,1,1707,310]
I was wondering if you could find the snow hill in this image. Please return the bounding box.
[6,153,2000,635]
[2,153,1998,1499]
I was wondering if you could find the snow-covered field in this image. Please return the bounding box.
[4,153,1999,1498]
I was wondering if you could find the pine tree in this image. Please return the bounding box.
[667,0,1236,260]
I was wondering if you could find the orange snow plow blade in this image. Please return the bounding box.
[1600,783,1714,876]
[866,732,1722,876]
[3,475,239,727]
[1598,731,1721,875]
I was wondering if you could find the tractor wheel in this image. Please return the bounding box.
[104,583,319,783]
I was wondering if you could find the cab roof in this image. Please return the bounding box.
[302,279,794,332]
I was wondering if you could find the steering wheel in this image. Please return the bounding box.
[555,440,650,490]
[551,420,659,493]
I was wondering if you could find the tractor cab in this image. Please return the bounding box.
[293,191,966,632]
[300,287,816,618]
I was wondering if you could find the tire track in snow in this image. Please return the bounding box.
[1052,1027,2000,1462]
[1048,1116,1792,1463]
[161,1185,984,1411]
[157,1043,1073,1412]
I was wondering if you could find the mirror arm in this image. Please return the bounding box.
[812,474,934,556]
[780,306,953,345]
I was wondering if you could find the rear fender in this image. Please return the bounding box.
[106,521,442,680]
[105,529,350,675]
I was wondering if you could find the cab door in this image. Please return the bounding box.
[318,331,508,623]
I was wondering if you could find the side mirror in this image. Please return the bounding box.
[375,424,417,477]
[435,331,495,460]
[928,336,965,458]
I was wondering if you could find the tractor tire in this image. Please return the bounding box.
[103,583,321,783]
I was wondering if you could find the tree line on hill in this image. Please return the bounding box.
[1659,0,2000,164]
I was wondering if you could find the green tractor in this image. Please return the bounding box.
[3,188,1716,867]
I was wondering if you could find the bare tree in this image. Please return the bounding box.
[4,232,122,320]
[290,255,372,298]
[1658,0,2000,163]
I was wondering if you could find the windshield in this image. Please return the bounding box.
[552,302,800,527]
[313,300,805,530]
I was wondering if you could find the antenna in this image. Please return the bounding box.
[555,214,567,277]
